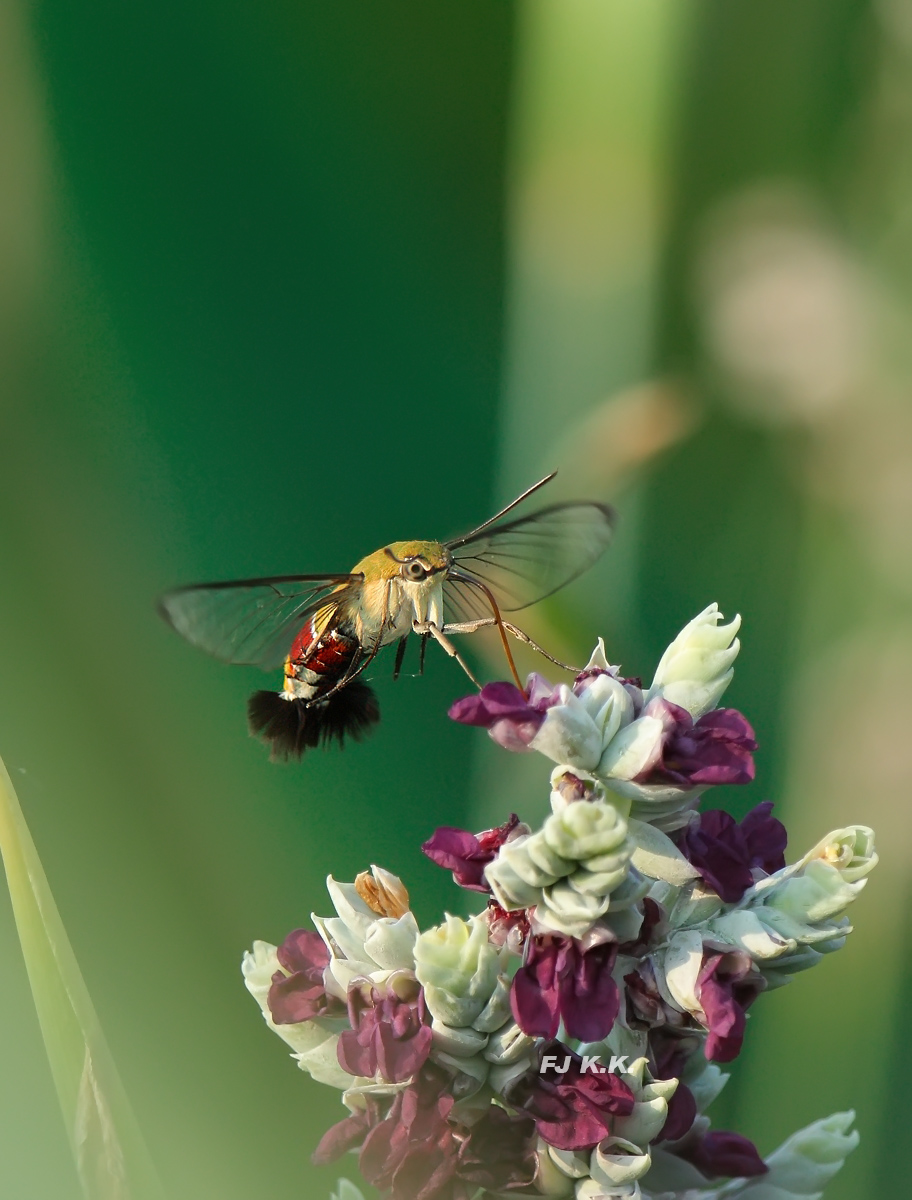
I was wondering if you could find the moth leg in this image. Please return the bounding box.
[442,617,580,673]
[413,620,481,688]
[307,582,392,706]
[392,636,408,681]
[419,632,428,676]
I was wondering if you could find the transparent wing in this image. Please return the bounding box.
[442,574,499,627]
[158,574,360,670]
[445,501,615,613]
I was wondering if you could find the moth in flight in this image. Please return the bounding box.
[159,473,614,759]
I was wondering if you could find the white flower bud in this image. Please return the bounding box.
[310,871,420,997]
[414,914,506,1028]
[530,687,605,770]
[708,909,797,960]
[490,800,639,936]
[646,603,741,718]
[575,1178,642,1199]
[744,827,878,957]
[611,1058,678,1148]
[627,819,701,886]
[767,862,863,926]
[793,825,878,884]
[483,1020,536,1065]
[294,1031,351,1089]
[472,973,513,1033]
[534,1144,584,1196]
[657,930,704,1015]
[529,672,636,772]
[242,940,280,1007]
[589,1137,651,1186]
[597,716,665,783]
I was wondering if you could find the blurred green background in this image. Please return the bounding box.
[1,1,908,1197]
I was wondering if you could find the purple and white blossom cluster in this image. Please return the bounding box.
[243,605,876,1200]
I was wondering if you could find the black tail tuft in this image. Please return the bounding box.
[247,683,381,761]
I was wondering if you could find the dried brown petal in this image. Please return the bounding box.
[354,866,410,918]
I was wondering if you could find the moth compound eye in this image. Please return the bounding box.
[403,560,428,581]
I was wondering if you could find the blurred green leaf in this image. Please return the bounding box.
[0,755,165,1200]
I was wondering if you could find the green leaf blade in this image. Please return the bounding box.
[0,755,166,1200]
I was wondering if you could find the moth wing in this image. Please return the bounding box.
[158,574,360,670]
[445,501,615,613]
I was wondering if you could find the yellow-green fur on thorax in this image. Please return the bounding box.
[343,540,451,642]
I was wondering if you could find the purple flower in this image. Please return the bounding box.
[363,1104,459,1200]
[635,699,757,788]
[266,929,345,1024]
[448,677,558,751]
[346,1069,537,1200]
[698,948,766,1062]
[677,802,787,902]
[456,1107,538,1193]
[511,933,620,1043]
[358,1071,462,1200]
[422,814,525,892]
[375,1069,535,1200]
[337,980,433,1082]
[313,1103,376,1165]
[506,1040,635,1151]
[678,1129,768,1178]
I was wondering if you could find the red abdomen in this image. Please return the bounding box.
[288,617,360,681]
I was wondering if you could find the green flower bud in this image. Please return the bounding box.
[542,799,632,863]
[428,1017,487,1058]
[414,913,506,1028]
[535,879,614,938]
[485,830,574,910]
